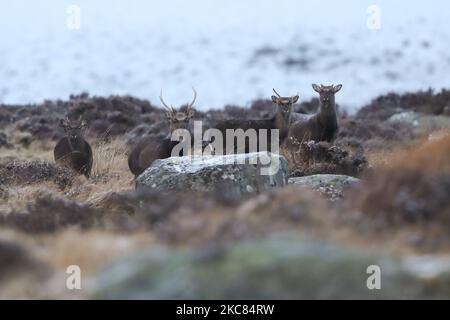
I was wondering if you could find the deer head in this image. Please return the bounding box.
[59,118,87,142]
[160,88,197,131]
[271,88,299,123]
[312,84,342,108]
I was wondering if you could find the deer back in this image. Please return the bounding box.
[209,117,279,154]
[288,114,336,143]
[128,134,190,178]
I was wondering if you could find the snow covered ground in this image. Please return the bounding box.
[0,0,449,111]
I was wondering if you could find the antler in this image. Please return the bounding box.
[273,88,282,98]
[187,87,197,111]
[160,89,174,113]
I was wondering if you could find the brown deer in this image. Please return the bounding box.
[288,84,342,145]
[54,118,93,177]
[128,89,197,178]
[207,89,298,154]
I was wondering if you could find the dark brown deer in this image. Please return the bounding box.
[54,118,93,177]
[288,84,342,145]
[207,89,298,154]
[128,89,197,178]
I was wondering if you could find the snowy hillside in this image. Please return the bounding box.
[0,0,449,111]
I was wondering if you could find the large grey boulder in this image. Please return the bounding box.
[90,235,450,299]
[136,152,289,198]
[289,174,360,200]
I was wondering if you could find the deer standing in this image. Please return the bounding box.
[288,84,342,144]
[128,89,197,178]
[208,89,298,154]
[54,118,93,177]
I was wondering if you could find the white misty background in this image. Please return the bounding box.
[0,0,449,111]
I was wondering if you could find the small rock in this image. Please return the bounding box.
[289,174,360,200]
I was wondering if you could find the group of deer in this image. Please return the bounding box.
[54,84,342,178]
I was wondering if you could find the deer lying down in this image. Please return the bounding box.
[54,118,93,177]
[128,89,196,178]
[288,84,342,144]
[208,89,298,154]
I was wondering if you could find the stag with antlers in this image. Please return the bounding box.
[128,89,197,178]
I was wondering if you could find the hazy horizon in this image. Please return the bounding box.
[1,0,449,110]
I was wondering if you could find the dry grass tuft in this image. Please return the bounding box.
[0,137,133,223]
[1,196,102,234]
[381,134,450,173]
[36,229,156,274]
[81,138,134,206]
[0,183,66,212]
[91,138,130,178]
[345,135,450,231]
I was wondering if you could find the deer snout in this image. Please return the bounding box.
[69,135,80,143]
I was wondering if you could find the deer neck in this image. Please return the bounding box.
[67,136,77,151]
[274,109,291,139]
[69,136,86,154]
[318,100,337,121]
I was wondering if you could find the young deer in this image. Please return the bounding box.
[288,84,342,144]
[128,89,196,177]
[208,89,298,154]
[54,118,93,177]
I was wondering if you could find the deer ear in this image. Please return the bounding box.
[333,84,342,93]
[271,95,278,103]
[312,84,321,93]
[292,95,299,103]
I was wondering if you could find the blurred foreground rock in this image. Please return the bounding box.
[91,236,450,299]
[136,152,289,199]
[289,174,360,200]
